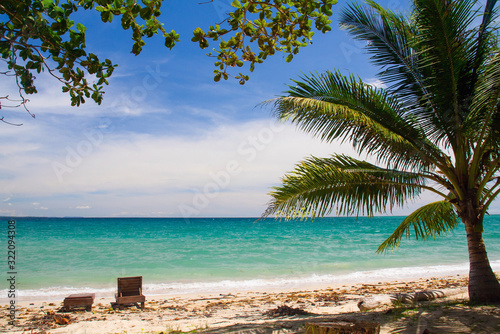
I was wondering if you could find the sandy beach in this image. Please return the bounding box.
[2,273,500,334]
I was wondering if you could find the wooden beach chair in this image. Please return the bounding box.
[63,293,95,311]
[112,276,146,310]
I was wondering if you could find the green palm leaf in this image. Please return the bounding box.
[341,0,497,149]
[264,154,426,219]
[468,51,500,147]
[339,0,426,110]
[377,200,459,253]
[271,71,444,171]
[412,0,478,146]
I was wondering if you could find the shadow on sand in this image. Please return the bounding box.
[200,303,500,334]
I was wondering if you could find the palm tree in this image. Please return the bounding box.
[263,0,500,303]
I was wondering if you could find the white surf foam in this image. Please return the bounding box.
[6,260,499,303]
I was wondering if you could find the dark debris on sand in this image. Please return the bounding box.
[12,310,73,333]
[264,305,309,317]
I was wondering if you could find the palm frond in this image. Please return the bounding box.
[468,51,500,144]
[470,0,498,80]
[270,71,444,171]
[341,0,496,150]
[339,0,426,111]
[263,155,426,220]
[467,45,500,183]
[458,0,499,152]
[413,0,482,146]
[377,200,459,253]
[493,105,500,146]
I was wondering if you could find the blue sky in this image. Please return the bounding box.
[1,0,498,217]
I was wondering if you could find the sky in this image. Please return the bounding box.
[1,0,498,218]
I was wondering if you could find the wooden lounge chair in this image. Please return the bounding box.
[112,276,146,310]
[63,293,95,311]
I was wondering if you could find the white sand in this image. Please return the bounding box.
[4,274,496,334]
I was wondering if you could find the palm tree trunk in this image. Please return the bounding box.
[465,220,500,303]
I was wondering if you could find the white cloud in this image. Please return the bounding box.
[4,112,492,218]
[0,208,16,215]
[0,62,173,118]
[2,112,498,218]
[0,117,357,216]
[365,78,387,89]
[1,143,41,156]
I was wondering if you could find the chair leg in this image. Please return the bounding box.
[141,302,144,310]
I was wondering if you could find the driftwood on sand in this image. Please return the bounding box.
[357,288,467,311]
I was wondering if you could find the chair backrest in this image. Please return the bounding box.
[118,276,142,296]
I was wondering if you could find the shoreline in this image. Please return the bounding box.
[3,273,497,334]
[8,271,470,306]
[5,259,494,304]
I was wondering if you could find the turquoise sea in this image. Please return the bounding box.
[2,216,500,302]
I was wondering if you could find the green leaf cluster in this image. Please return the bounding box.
[0,0,337,114]
[200,0,337,84]
[1,0,122,107]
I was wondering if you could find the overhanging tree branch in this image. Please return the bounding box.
[1,0,337,122]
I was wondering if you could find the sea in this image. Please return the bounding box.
[2,216,500,302]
